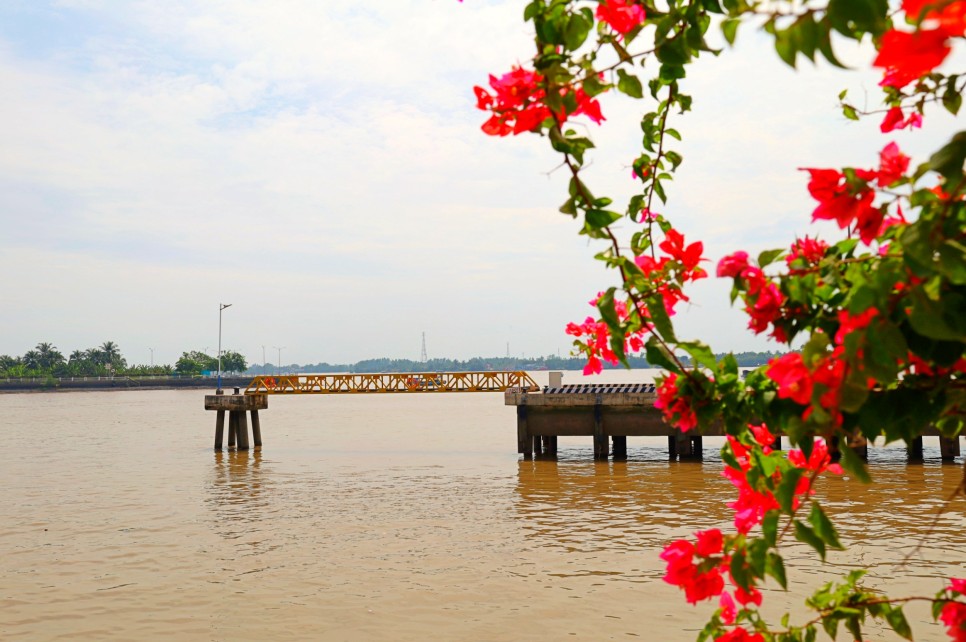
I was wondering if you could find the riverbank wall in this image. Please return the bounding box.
[0,376,252,393]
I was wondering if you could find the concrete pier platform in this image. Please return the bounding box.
[205,392,268,451]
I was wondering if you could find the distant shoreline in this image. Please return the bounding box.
[0,376,252,393]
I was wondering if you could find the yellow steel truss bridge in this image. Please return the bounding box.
[244,371,540,395]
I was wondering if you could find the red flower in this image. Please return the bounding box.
[873,28,952,88]
[734,585,763,607]
[903,0,966,36]
[766,353,813,405]
[951,578,966,594]
[940,601,966,642]
[748,423,777,449]
[747,282,783,334]
[695,529,724,556]
[802,168,883,244]
[659,229,705,271]
[786,236,828,270]
[880,105,923,133]
[595,0,646,36]
[719,592,736,625]
[715,626,765,642]
[717,251,750,278]
[878,141,911,187]
[655,373,699,432]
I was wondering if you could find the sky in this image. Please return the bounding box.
[0,1,960,368]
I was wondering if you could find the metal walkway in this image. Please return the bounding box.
[244,371,540,395]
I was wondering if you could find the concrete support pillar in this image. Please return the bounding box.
[251,410,262,448]
[940,436,961,461]
[593,397,608,460]
[532,434,543,456]
[612,436,627,460]
[670,434,703,460]
[908,436,924,463]
[214,410,226,450]
[236,411,250,450]
[517,405,532,459]
[228,413,237,448]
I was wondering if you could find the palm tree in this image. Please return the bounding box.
[35,343,65,371]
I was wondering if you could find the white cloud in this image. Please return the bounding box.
[0,2,960,365]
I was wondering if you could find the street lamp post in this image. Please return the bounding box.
[149,347,154,368]
[217,303,232,393]
[273,346,285,376]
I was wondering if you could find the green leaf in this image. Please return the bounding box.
[585,209,622,230]
[838,443,872,483]
[842,104,859,120]
[729,550,752,591]
[762,510,779,547]
[645,295,677,342]
[616,68,644,99]
[645,336,681,373]
[766,551,788,589]
[794,519,827,560]
[757,248,785,268]
[596,288,621,334]
[885,606,913,640]
[721,18,739,45]
[679,340,716,370]
[808,502,844,550]
[563,12,591,50]
[928,131,966,184]
[827,0,889,36]
[774,29,797,67]
[776,467,806,513]
[909,288,966,341]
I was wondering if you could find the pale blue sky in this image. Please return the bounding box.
[0,1,958,367]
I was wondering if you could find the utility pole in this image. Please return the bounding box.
[273,346,285,376]
[149,347,154,367]
[217,303,232,394]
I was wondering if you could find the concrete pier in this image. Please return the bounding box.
[506,379,960,462]
[205,391,268,451]
[505,383,706,461]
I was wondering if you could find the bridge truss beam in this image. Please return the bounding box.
[244,371,540,395]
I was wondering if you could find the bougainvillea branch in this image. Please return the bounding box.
[470,0,966,639]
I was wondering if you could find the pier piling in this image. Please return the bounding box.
[205,393,268,451]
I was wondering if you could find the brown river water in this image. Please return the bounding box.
[1,370,964,641]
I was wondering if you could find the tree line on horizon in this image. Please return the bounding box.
[1,344,784,379]
[0,342,248,378]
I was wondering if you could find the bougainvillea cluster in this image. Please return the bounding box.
[472,0,966,640]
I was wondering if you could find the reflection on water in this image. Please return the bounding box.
[0,385,963,641]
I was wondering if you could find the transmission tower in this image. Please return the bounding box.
[420,331,428,362]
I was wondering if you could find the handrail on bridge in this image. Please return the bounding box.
[244,371,540,395]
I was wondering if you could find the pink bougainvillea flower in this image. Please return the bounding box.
[880,105,923,133]
[659,228,705,271]
[595,0,646,36]
[717,251,750,279]
[950,578,966,593]
[903,0,966,35]
[766,353,813,405]
[877,141,911,187]
[719,591,736,624]
[715,626,765,642]
[786,236,828,269]
[873,28,952,88]
[940,601,966,642]
[695,529,724,556]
